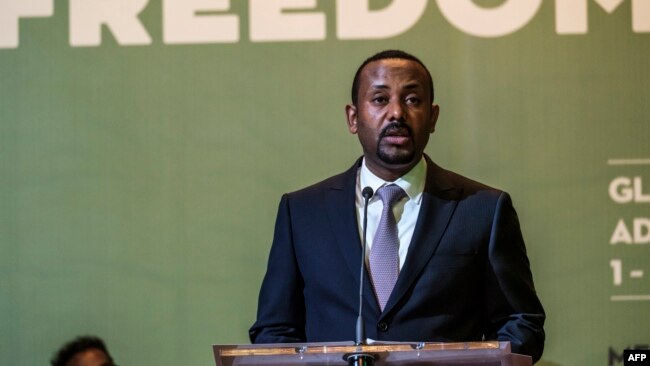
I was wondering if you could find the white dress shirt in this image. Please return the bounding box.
[355,157,427,270]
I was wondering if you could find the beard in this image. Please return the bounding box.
[376,122,415,164]
[377,144,414,164]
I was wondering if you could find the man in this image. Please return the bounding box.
[50,335,116,366]
[249,50,545,362]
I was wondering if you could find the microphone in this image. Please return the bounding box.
[346,186,376,366]
[356,186,374,345]
[362,186,374,200]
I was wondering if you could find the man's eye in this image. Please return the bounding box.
[373,96,387,103]
[406,96,420,104]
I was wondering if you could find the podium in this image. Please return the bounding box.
[213,341,532,366]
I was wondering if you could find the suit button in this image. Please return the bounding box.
[377,322,389,332]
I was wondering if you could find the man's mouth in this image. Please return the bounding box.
[381,127,411,145]
[382,136,410,145]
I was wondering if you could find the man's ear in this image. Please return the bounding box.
[345,104,358,134]
[430,103,440,133]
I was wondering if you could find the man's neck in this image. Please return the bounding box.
[364,156,423,182]
[360,156,427,202]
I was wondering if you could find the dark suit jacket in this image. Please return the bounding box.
[250,157,545,362]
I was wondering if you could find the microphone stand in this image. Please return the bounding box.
[345,187,375,366]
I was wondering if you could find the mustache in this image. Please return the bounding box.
[379,121,413,139]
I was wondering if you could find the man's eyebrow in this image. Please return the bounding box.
[370,84,389,91]
[403,82,424,90]
[369,82,424,91]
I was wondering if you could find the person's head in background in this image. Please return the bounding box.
[51,335,115,366]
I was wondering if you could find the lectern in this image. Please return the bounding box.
[213,341,532,366]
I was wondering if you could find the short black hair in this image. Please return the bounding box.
[50,335,115,366]
[351,50,434,106]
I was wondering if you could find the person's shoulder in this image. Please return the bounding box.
[426,159,506,200]
[283,158,360,201]
[445,168,500,193]
[289,171,348,196]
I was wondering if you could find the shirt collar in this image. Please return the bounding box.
[359,156,427,203]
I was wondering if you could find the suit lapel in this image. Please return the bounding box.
[382,158,461,316]
[325,158,381,313]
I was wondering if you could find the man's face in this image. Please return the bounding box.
[346,58,439,179]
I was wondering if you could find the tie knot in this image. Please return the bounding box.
[376,184,407,207]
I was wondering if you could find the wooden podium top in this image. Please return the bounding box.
[213,341,532,366]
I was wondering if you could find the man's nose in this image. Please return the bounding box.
[388,100,405,121]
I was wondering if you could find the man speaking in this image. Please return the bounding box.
[249,50,545,363]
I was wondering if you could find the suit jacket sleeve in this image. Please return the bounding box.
[484,192,545,362]
[249,194,307,343]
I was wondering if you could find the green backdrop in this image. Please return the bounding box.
[1,1,649,365]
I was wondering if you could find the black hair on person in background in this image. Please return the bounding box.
[50,335,115,366]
